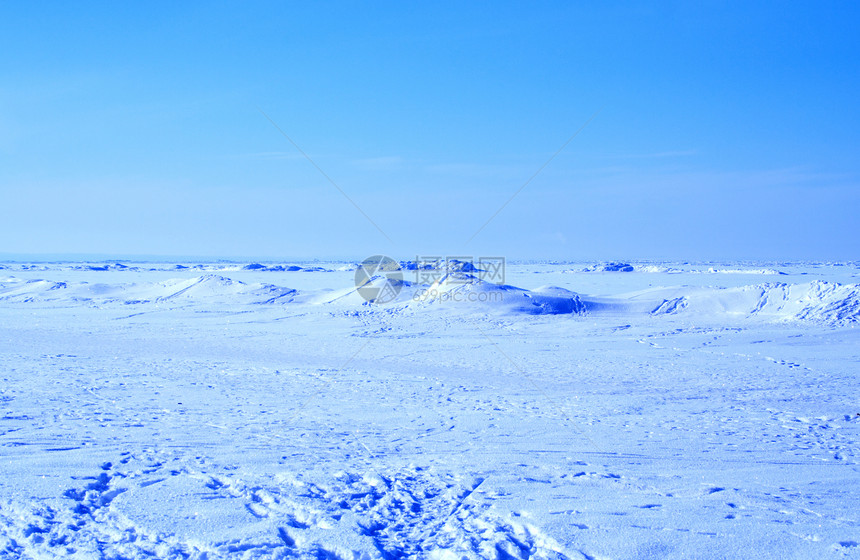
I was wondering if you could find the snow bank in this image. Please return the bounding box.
[646,281,860,326]
[0,275,298,306]
[2,272,856,325]
[411,273,586,315]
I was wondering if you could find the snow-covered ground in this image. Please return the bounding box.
[1,260,858,559]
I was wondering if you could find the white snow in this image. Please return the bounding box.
[0,260,858,559]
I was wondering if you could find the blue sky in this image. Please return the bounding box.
[1,2,858,261]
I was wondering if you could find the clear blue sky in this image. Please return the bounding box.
[2,2,858,261]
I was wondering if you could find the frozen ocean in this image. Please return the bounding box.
[1,259,858,559]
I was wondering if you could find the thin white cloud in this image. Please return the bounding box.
[233,151,310,161]
[600,149,699,160]
[351,156,404,171]
[424,162,520,177]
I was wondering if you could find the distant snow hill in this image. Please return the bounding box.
[0,273,858,326]
[0,274,298,306]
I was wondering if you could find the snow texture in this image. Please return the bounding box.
[1,260,858,559]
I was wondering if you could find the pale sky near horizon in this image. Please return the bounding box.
[1,2,858,261]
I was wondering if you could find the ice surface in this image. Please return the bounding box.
[0,261,858,559]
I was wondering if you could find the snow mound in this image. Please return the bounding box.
[400,258,484,274]
[0,278,68,302]
[634,265,684,274]
[141,275,299,305]
[242,263,321,272]
[647,281,860,326]
[308,270,585,315]
[142,275,293,303]
[71,263,135,271]
[4,272,854,324]
[412,273,585,315]
[0,275,298,306]
[582,262,634,272]
[308,276,418,306]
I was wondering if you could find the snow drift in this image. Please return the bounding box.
[409,272,586,315]
[643,281,860,326]
[1,272,857,325]
[0,275,298,306]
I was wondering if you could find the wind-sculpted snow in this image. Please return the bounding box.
[1,273,858,324]
[581,262,635,272]
[0,275,299,306]
[410,274,586,315]
[0,272,588,316]
[644,281,860,326]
